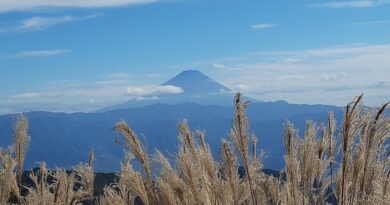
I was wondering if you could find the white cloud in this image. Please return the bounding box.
[125,87,146,95]
[250,44,390,61]
[21,15,74,30]
[0,14,101,33]
[155,85,183,94]
[107,72,129,79]
[135,96,159,101]
[367,81,390,89]
[12,49,70,57]
[308,0,390,8]
[251,23,278,29]
[278,74,306,81]
[126,85,183,96]
[10,92,41,99]
[212,63,225,70]
[0,0,157,13]
[320,74,338,81]
[1,78,139,114]
[347,19,390,26]
[2,82,180,114]
[320,72,347,81]
[10,92,58,100]
[234,84,250,92]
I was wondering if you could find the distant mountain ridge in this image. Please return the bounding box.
[0,101,343,172]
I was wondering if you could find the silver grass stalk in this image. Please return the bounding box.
[13,114,30,188]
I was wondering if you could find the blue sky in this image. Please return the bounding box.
[0,0,390,114]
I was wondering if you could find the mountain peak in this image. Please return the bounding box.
[162,69,231,94]
[175,69,208,76]
[179,69,203,74]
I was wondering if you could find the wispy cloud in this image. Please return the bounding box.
[0,0,158,13]
[251,23,278,29]
[22,16,76,31]
[107,72,130,79]
[12,49,71,58]
[1,78,185,114]
[203,44,390,105]
[0,14,101,34]
[320,72,347,81]
[126,85,183,96]
[10,92,41,99]
[10,92,58,100]
[2,78,134,114]
[308,0,390,8]
[347,19,390,26]
[212,63,225,70]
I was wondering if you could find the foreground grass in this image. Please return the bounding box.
[1,93,389,205]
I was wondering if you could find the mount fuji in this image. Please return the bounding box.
[102,70,254,111]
